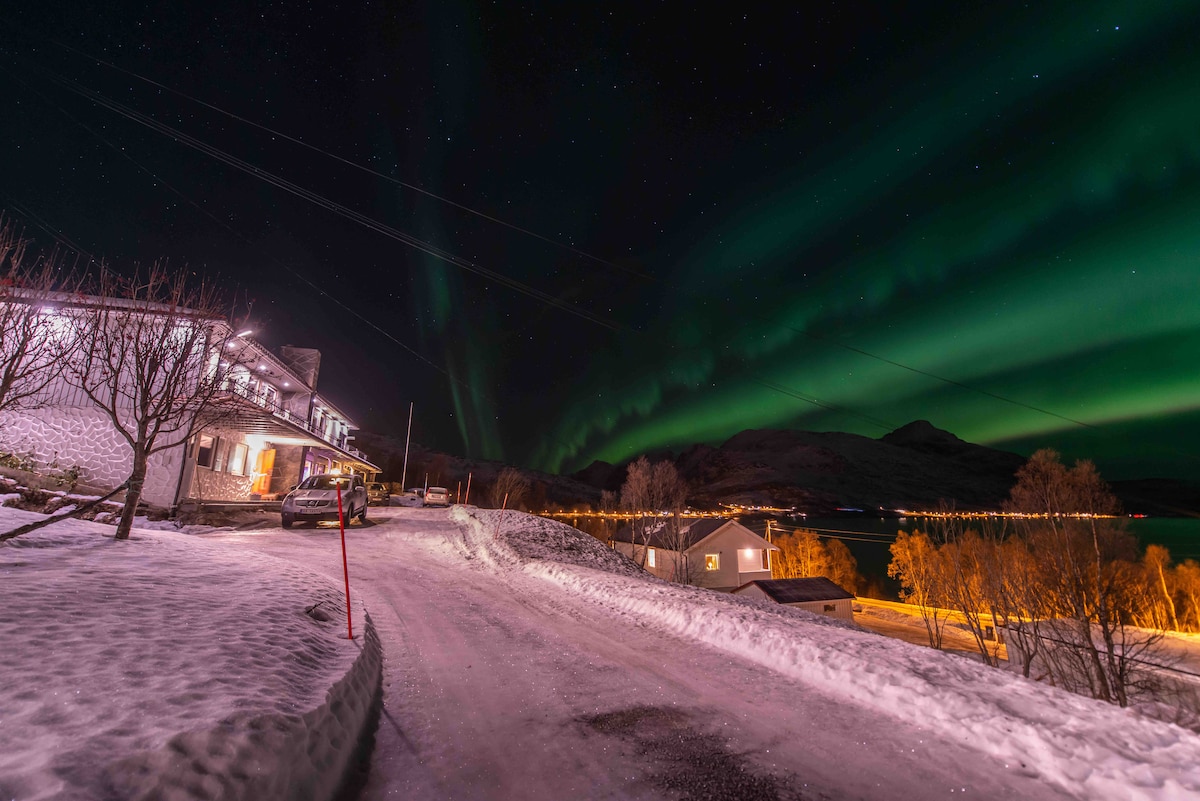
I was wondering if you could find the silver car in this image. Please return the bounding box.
[282,474,368,528]
[423,486,450,507]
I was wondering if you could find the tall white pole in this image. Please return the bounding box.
[400,401,413,490]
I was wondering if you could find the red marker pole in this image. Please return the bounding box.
[336,485,354,639]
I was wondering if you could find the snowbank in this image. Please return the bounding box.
[452,507,1200,801]
[0,508,381,801]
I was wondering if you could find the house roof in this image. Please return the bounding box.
[611,517,721,549]
[734,577,854,603]
[611,518,776,551]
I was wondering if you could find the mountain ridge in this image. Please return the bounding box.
[357,423,1200,516]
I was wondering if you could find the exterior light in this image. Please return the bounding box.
[237,329,254,337]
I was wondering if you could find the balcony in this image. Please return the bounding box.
[214,384,352,453]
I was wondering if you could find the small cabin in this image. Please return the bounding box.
[733,577,855,621]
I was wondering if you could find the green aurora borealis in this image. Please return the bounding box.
[5,3,1200,482]
[524,4,1200,479]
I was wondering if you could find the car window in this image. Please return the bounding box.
[298,475,356,491]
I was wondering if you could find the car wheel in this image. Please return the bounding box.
[358,502,368,522]
[281,514,294,529]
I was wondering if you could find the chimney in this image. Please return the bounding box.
[278,346,322,387]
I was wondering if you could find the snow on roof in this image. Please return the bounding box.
[735,576,855,603]
[611,517,749,550]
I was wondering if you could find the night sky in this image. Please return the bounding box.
[4,2,1200,480]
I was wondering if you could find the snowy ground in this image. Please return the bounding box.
[0,507,376,801]
[5,504,1200,800]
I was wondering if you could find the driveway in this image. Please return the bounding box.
[204,508,1072,801]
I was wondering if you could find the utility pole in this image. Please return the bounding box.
[400,401,413,490]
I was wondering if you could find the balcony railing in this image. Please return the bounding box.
[217,384,355,455]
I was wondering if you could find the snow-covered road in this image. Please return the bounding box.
[206,507,1079,801]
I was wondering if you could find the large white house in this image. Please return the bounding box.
[611,518,777,591]
[0,291,378,511]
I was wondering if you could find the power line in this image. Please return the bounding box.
[4,54,624,333]
[0,60,475,393]
[47,37,659,286]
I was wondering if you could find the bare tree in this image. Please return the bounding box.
[1142,545,1180,632]
[0,219,78,414]
[773,529,860,592]
[888,529,949,650]
[772,529,826,579]
[1005,449,1163,707]
[619,457,688,571]
[488,467,531,509]
[934,520,1005,667]
[620,457,655,567]
[65,263,244,540]
[1177,560,1200,632]
[823,538,860,594]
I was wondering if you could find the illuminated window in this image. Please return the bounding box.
[705,553,720,571]
[229,443,249,476]
[647,548,656,568]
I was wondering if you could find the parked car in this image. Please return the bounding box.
[281,474,368,528]
[423,486,450,507]
[367,482,390,505]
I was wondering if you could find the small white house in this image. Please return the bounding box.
[732,577,856,621]
[611,518,777,591]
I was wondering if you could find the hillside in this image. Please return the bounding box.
[359,423,1200,516]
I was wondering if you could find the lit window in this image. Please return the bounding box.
[705,553,720,571]
[647,548,656,568]
[229,443,249,476]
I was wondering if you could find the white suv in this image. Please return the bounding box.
[281,474,368,527]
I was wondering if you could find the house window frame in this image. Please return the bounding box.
[229,442,249,476]
[196,434,218,469]
[213,439,228,473]
[647,547,656,568]
[761,548,771,571]
[705,553,720,571]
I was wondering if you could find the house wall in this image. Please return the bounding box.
[187,429,255,502]
[613,542,669,579]
[790,598,855,621]
[687,526,775,591]
[733,583,769,600]
[687,546,740,590]
[0,408,185,507]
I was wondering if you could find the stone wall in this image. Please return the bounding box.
[0,408,184,507]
